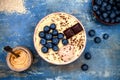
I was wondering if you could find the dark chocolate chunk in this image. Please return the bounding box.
[63,28,74,39]
[71,23,83,34]
[63,23,83,39]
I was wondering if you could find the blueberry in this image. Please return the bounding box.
[93,5,99,11]
[39,31,45,38]
[111,19,115,23]
[96,11,101,15]
[44,26,50,32]
[52,38,59,45]
[116,17,120,23]
[103,0,108,2]
[46,42,53,48]
[110,12,116,18]
[62,39,69,45]
[84,52,91,60]
[94,37,101,44]
[58,33,64,39]
[102,2,107,7]
[109,0,114,4]
[103,13,108,18]
[103,33,109,40]
[113,7,117,11]
[81,64,89,71]
[88,30,96,37]
[52,29,58,36]
[99,16,104,20]
[107,11,111,14]
[115,11,120,15]
[106,5,111,11]
[104,18,110,23]
[116,3,120,9]
[100,6,106,12]
[40,38,47,45]
[50,23,56,29]
[52,45,59,51]
[116,0,120,2]
[95,0,102,5]
[45,33,52,40]
[41,46,48,53]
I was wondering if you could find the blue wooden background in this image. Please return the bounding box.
[0,0,120,80]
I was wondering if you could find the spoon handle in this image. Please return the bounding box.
[10,51,19,57]
[4,46,19,58]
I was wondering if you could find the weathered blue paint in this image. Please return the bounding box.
[0,0,120,80]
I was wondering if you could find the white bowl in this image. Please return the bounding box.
[34,12,86,65]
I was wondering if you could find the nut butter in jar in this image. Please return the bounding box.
[6,46,33,72]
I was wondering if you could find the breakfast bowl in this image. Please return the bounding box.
[34,12,87,65]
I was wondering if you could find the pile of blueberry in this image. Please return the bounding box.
[88,29,109,44]
[39,23,69,53]
[81,30,109,71]
[93,0,120,24]
[81,52,91,71]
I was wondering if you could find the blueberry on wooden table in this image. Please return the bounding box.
[41,46,48,53]
[81,64,89,71]
[50,23,56,29]
[62,39,69,45]
[88,30,96,37]
[84,52,91,60]
[94,37,101,44]
[103,33,109,40]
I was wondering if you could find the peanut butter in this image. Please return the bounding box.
[6,46,33,72]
